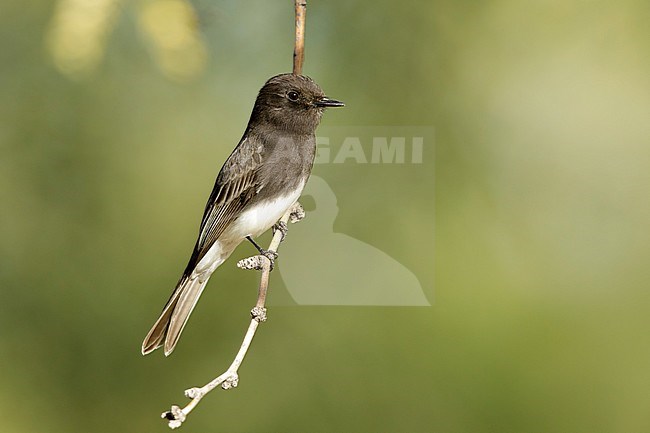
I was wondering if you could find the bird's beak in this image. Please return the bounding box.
[315,96,345,107]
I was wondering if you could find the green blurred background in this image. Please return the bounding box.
[1,0,649,432]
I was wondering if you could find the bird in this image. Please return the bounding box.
[142,73,344,356]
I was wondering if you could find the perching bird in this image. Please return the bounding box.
[142,73,344,356]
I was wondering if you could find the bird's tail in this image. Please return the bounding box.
[141,275,209,356]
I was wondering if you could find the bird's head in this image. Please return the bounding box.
[251,73,344,134]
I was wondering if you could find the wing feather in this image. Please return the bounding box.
[184,136,264,275]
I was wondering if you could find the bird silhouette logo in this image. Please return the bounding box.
[277,176,430,306]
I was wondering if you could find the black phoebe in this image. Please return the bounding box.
[142,74,344,356]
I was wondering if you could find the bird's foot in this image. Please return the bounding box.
[260,249,278,271]
[237,248,278,271]
[273,221,288,242]
[244,236,277,270]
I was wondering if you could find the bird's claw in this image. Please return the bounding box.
[260,249,278,271]
[273,221,288,242]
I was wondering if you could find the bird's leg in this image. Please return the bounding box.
[245,236,264,254]
[246,236,278,270]
[272,221,288,242]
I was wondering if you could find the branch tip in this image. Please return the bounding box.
[293,0,306,75]
[289,203,305,223]
[237,255,264,270]
[162,405,185,429]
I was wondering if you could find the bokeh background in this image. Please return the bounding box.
[1,0,649,432]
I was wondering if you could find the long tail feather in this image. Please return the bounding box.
[141,276,209,356]
[163,277,209,355]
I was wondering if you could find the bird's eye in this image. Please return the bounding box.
[287,91,299,101]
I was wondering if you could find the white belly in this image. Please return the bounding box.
[231,181,304,238]
[193,180,304,278]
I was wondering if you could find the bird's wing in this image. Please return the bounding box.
[186,135,264,274]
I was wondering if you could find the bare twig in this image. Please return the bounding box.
[293,0,306,75]
[162,203,305,429]
[160,2,308,427]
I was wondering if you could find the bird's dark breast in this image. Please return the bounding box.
[252,131,316,203]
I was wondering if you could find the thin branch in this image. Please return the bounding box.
[293,0,306,75]
[160,3,309,428]
[161,203,305,429]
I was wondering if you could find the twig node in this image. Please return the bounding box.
[221,373,239,390]
[251,306,268,322]
[184,387,201,399]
